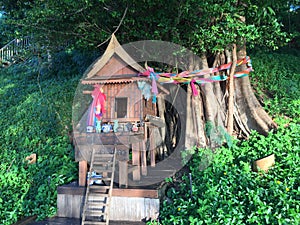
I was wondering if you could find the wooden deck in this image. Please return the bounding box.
[114,154,182,188]
[71,115,178,221]
[75,126,177,188]
[57,149,179,221]
[26,217,147,225]
[56,181,167,221]
[57,182,163,198]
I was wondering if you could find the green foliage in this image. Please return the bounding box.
[1,0,292,52]
[0,50,97,224]
[205,122,233,148]
[152,120,299,225]
[250,49,300,122]
[149,50,300,225]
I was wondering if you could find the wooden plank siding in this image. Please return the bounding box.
[57,185,161,220]
[143,98,157,118]
[101,83,143,121]
[95,55,138,78]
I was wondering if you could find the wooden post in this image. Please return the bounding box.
[157,95,167,158]
[132,142,141,181]
[119,160,128,188]
[149,127,156,167]
[185,85,195,149]
[79,160,87,186]
[140,140,147,176]
[227,44,237,135]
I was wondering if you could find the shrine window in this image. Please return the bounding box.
[115,97,128,118]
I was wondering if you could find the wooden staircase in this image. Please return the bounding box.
[81,147,116,225]
[0,37,31,65]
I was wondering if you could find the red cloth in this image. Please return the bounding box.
[88,85,106,126]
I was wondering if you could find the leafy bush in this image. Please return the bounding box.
[0,50,97,224]
[154,120,299,225]
[250,49,300,122]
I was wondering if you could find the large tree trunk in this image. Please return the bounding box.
[163,46,276,153]
[234,45,277,135]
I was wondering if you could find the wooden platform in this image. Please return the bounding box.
[57,182,166,221]
[26,217,147,225]
[75,129,177,188]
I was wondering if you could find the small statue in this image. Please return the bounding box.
[95,120,102,133]
[132,123,138,132]
[113,120,119,132]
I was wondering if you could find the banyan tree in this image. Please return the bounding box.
[105,1,286,152]
[70,1,289,164]
[116,39,277,154]
[7,1,288,150]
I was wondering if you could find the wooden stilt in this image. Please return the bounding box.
[157,95,167,158]
[132,142,141,181]
[149,128,156,167]
[140,141,147,176]
[79,160,87,187]
[119,160,128,188]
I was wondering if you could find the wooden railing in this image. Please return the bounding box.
[0,37,31,63]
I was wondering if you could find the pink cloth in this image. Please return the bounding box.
[88,85,106,126]
[191,79,199,96]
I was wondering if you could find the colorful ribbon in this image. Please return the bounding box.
[139,56,253,99]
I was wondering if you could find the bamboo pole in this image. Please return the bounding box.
[227,44,237,135]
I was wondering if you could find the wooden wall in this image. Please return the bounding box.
[57,186,160,221]
[102,83,143,121]
[96,55,136,78]
[143,98,157,118]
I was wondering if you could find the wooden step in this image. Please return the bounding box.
[87,199,107,204]
[88,195,109,201]
[94,153,114,157]
[94,155,114,159]
[85,210,106,217]
[89,176,103,180]
[97,144,118,148]
[94,156,114,160]
[93,161,113,166]
[89,185,110,190]
[87,202,108,208]
[82,221,107,225]
[89,189,109,194]
[93,169,113,174]
[90,185,109,194]
[93,165,113,170]
[94,157,114,162]
[86,206,106,211]
[88,192,109,197]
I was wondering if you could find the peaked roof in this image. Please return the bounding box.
[84,34,145,80]
[81,35,169,94]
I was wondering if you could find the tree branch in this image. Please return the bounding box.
[96,6,128,47]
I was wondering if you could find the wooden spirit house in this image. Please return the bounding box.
[75,34,169,187]
[58,35,172,223]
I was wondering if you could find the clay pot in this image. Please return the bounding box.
[253,154,275,172]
